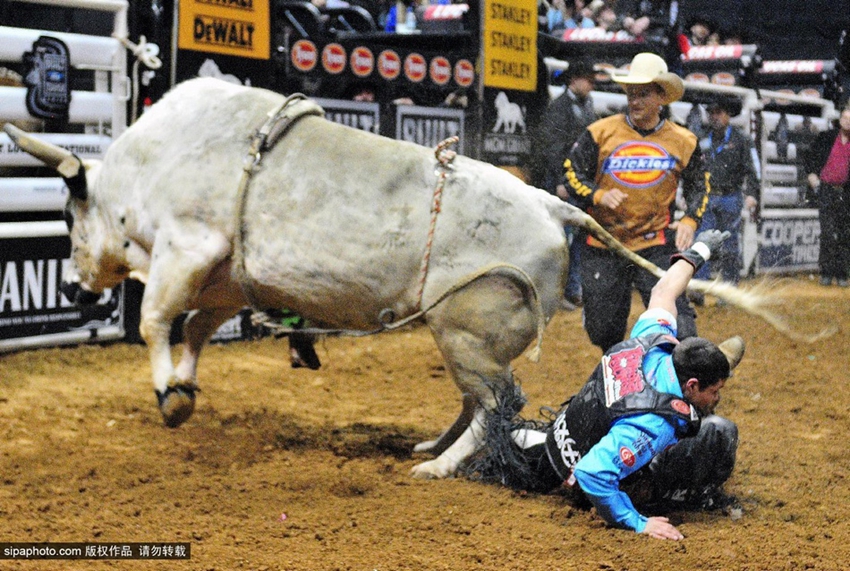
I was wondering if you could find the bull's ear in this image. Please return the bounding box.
[62,161,88,201]
[3,124,87,200]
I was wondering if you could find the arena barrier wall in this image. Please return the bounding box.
[0,0,129,352]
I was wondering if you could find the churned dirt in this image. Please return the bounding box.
[0,276,848,570]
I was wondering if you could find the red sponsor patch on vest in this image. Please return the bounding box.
[619,446,636,467]
[670,399,691,416]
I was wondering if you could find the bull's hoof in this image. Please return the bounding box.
[288,333,321,370]
[155,385,197,428]
[413,439,439,454]
[410,457,456,480]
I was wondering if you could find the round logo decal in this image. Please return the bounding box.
[378,50,401,80]
[404,53,427,83]
[711,72,736,86]
[429,56,451,85]
[602,141,676,188]
[671,399,691,415]
[454,59,474,87]
[619,446,636,468]
[290,40,317,72]
[685,72,710,83]
[773,88,796,106]
[321,43,346,74]
[350,46,374,78]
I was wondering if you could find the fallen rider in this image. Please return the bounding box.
[470,229,745,540]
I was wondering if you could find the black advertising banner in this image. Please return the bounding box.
[313,98,381,133]
[480,86,535,167]
[0,233,123,351]
[395,106,464,153]
[286,36,476,108]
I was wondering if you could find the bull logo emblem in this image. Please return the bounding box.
[22,36,70,121]
[491,91,526,134]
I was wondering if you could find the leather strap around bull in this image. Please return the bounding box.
[232,94,324,310]
[234,106,547,362]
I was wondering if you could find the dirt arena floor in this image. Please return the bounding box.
[1,276,848,570]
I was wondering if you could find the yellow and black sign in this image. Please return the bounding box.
[483,0,537,91]
[178,0,270,60]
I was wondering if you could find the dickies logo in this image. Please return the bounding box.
[404,53,427,83]
[321,43,346,74]
[454,59,474,87]
[378,50,401,80]
[429,56,451,85]
[619,446,636,467]
[350,46,374,77]
[602,142,677,188]
[291,40,317,72]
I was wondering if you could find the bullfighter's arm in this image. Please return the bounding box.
[563,129,601,210]
[676,139,710,251]
[649,229,731,317]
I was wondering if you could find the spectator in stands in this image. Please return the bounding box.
[591,0,622,32]
[686,15,720,47]
[804,106,850,287]
[540,59,599,309]
[720,26,745,46]
[694,97,760,288]
[567,0,597,28]
[546,0,595,36]
[618,0,686,73]
[564,52,708,352]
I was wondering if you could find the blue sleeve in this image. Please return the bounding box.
[573,415,678,533]
[630,307,677,339]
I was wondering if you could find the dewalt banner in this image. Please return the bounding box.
[178,0,270,60]
[483,0,537,91]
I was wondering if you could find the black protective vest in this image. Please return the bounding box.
[544,333,701,483]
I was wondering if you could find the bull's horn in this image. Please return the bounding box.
[3,124,82,179]
[718,335,745,372]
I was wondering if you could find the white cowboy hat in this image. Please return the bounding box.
[609,52,685,105]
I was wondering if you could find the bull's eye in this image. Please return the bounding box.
[64,209,74,231]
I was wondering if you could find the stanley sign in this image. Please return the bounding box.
[483,0,537,91]
[178,0,270,60]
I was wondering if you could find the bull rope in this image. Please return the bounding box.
[235,112,547,360]
[416,136,459,308]
[232,94,324,312]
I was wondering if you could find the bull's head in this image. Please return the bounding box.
[4,124,134,304]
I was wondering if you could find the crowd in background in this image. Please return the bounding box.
[540,0,745,49]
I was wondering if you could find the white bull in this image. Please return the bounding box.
[5,78,768,479]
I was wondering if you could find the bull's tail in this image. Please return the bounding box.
[465,381,562,494]
[547,199,833,343]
